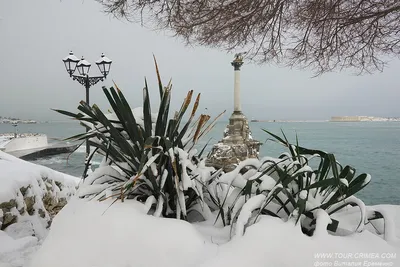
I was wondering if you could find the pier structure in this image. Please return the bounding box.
[206,54,261,172]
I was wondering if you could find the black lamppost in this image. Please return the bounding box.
[62,51,112,157]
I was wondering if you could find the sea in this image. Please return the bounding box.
[1,121,399,206]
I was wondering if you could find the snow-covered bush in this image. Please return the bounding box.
[55,59,387,239]
[211,130,387,238]
[55,58,223,220]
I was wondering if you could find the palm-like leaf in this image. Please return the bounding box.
[218,129,372,237]
[55,58,221,221]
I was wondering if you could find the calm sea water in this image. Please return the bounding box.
[1,121,399,205]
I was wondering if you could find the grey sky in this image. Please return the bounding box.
[0,0,399,121]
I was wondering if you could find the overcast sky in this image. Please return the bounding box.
[0,0,399,121]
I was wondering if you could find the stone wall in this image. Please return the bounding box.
[0,173,77,237]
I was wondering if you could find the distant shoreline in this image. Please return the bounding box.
[0,118,37,124]
[250,120,328,123]
[330,116,400,122]
[250,117,400,123]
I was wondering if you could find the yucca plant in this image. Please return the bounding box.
[212,129,374,237]
[55,57,224,220]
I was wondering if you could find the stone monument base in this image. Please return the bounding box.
[206,111,261,172]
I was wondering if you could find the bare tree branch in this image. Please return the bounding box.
[96,0,400,75]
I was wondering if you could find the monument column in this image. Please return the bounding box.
[232,57,243,112]
[206,54,261,172]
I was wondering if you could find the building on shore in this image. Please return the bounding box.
[206,54,261,172]
[330,116,364,122]
[330,116,400,122]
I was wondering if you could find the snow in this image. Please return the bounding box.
[29,198,218,267]
[76,183,110,198]
[144,195,156,213]
[312,209,332,238]
[0,135,13,149]
[340,178,349,187]
[292,165,313,176]
[0,151,79,203]
[0,230,39,267]
[82,165,121,185]
[77,58,90,67]
[153,195,164,217]
[362,174,372,186]
[219,158,261,188]
[62,51,79,62]
[95,53,112,64]
[2,152,400,267]
[28,198,400,267]
[0,151,80,267]
[258,175,276,191]
[299,190,308,200]
[201,215,399,267]
[355,206,398,244]
[235,194,266,236]
[346,196,367,232]
[370,206,397,243]
[175,148,193,191]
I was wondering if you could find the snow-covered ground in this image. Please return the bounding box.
[0,151,79,267]
[1,151,399,267]
[29,198,400,267]
[0,151,79,204]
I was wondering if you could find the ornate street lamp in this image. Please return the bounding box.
[62,51,112,158]
[62,51,80,76]
[76,57,91,76]
[95,53,112,77]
